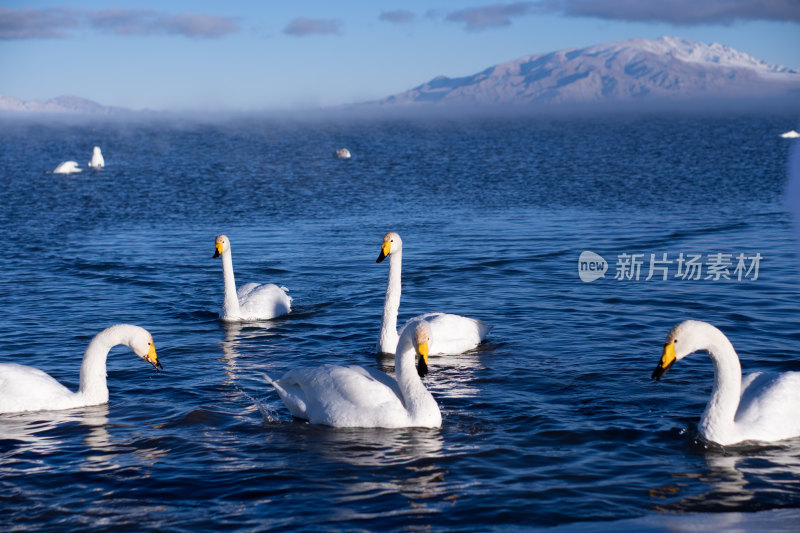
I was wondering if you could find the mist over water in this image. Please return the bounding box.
[1,112,799,530]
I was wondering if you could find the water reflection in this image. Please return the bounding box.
[655,440,800,513]
[0,405,110,459]
[219,320,281,385]
[298,425,448,515]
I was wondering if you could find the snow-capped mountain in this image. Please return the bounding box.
[378,36,800,107]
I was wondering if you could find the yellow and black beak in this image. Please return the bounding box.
[213,242,223,259]
[376,241,391,263]
[146,343,163,371]
[417,341,429,378]
[651,342,676,380]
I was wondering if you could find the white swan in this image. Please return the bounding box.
[88,146,105,168]
[53,161,81,174]
[652,320,800,445]
[0,325,161,414]
[335,148,351,159]
[213,235,292,321]
[780,130,800,139]
[264,321,441,428]
[376,232,489,355]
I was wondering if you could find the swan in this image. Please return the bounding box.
[780,130,800,139]
[335,148,351,159]
[53,161,81,174]
[264,320,441,428]
[651,320,800,445]
[88,146,105,168]
[376,232,489,355]
[213,235,292,321]
[0,324,161,414]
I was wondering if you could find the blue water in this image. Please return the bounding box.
[1,112,799,531]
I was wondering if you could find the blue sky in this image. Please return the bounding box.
[1,1,798,111]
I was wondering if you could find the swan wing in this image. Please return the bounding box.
[0,364,76,414]
[736,371,800,442]
[237,283,292,320]
[236,283,261,299]
[400,312,489,355]
[271,364,409,427]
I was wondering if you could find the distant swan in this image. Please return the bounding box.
[53,161,81,174]
[335,148,351,159]
[88,146,105,168]
[376,232,489,355]
[213,235,292,321]
[780,130,800,139]
[0,324,161,414]
[265,320,441,428]
[652,320,800,445]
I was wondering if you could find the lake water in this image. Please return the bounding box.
[1,112,799,531]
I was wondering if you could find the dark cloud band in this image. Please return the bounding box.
[556,0,800,25]
[442,0,800,31]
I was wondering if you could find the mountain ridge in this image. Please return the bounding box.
[0,94,130,114]
[376,36,800,108]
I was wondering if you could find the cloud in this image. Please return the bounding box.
[162,13,239,37]
[0,7,79,39]
[544,0,800,25]
[283,17,341,36]
[445,3,535,30]
[379,10,416,24]
[0,7,239,40]
[88,10,239,38]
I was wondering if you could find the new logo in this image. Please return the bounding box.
[578,251,607,282]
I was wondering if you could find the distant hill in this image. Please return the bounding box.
[0,94,127,114]
[375,36,800,108]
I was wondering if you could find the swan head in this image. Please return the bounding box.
[124,326,162,371]
[413,321,432,378]
[376,232,402,263]
[213,235,229,259]
[652,320,717,380]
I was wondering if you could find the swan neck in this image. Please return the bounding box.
[394,335,436,421]
[699,331,743,440]
[78,329,120,404]
[220,249,241,318]
[378,250,402,353]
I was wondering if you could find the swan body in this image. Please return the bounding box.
[780,130,800,139]
[376,232,489,355]
[53,161,81,174]
[335,148,351,159]
[265,321,441,428]
[213,235,292,321]
[652,320,800,445]
[88,146,105,168]
[0,325,161,414]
